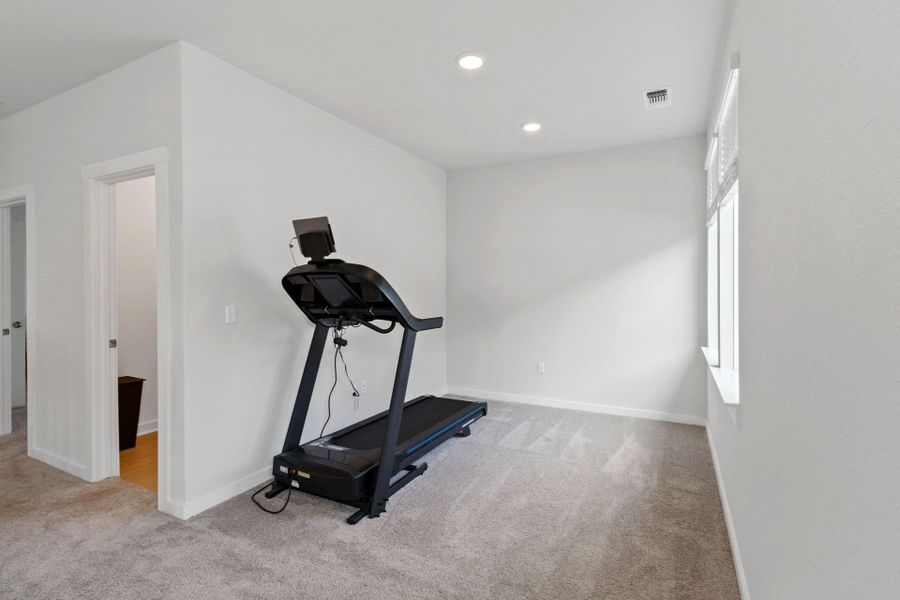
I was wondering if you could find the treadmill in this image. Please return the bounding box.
[262,216,487,524]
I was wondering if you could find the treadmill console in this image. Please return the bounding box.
[293,216,336,262]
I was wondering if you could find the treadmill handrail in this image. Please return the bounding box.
[282,261,443,332]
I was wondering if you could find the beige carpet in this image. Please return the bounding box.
[0,401,739,599]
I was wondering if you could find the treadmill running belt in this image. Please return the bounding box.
[332,397,474,451]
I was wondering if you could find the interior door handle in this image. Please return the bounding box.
[12,321,22,329]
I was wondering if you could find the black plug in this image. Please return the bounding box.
[334,337,348,347]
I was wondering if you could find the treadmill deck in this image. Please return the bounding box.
[273,395,486,503]
[333,396,479,451]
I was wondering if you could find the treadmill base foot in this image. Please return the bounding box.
[264,481,289,499]
[455,426,471,438]
[346,509,368,525]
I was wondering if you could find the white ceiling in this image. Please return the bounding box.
[0,0,733,169]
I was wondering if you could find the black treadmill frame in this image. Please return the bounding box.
[266,254,483,523]
[269,324,471,524]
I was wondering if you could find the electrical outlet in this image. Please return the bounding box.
[359,380,368,395]
[537,361,545,374]
[225,304,237,324]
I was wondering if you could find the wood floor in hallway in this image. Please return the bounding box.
[119,431,157,492]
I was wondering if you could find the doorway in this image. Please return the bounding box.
[83,148,172,513]
[9,205,27,433]
[0,184,34,441]
[113,176,158,492]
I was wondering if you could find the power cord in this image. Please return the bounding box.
[251,481,292,514]
[319,327,360,437]
[337,343,360,397]
[319,337,340,438]
[288,235,299,266]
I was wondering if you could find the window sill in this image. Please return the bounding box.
[701,347,740,405]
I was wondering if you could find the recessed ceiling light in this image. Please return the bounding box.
[456,53,485,70]
[521,122,542,133]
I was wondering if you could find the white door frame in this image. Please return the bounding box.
[0,184,35,442]
[82,147,171,511]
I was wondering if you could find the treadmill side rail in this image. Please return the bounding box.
[282,324,329,452]
[367,328,416,519]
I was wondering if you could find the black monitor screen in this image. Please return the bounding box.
[293,216,336,259]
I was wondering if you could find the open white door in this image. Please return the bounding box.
[0,184,35,439]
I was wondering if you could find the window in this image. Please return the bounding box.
[705,61,740,400]
[717,184,738,371]
[706,212,719,365]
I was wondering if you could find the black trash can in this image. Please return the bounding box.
[118,376,145,450]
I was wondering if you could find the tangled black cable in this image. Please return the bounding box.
[338,342,360,397]
[319,327,360,438]
[251,481,292,514]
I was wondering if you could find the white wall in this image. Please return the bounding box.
[115,176,158,433]
[447,136,708,423]
[178,45,447,514]
[10,205,27,408]
[0,45,184,491]
[706,2,900,599]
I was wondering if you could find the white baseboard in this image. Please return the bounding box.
[178,466,272,520]
[447,386,706,426]
[29,445,90,480]
[157,498,187,520]
[137,419,158,435]
[706,427,750,599]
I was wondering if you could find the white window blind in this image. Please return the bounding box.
[718,74,739,185]
[707,63,740,221]
[706,137,719,220]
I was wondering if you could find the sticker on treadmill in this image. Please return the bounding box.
[289,468,311,479]
[291,480,300,488]
[279,466,288,474]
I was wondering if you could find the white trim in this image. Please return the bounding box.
[702,347,740,405]
[180,467,272,520]
[447,386,706,426]
[81,147,169,182]
[137,419,158,436]
[157,497,187,520]
[707,427,751,599]
[0,207,10,436]
[0,185,36,449]
[82,147,174,515]
[29,445,90,480]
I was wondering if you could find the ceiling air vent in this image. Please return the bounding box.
[643,87,672,110]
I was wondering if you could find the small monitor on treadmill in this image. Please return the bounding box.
[293,216,336,262]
